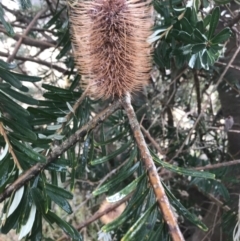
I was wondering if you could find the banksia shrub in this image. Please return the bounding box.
[69,0,152,99]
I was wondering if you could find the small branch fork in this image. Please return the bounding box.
[0,100,121,203]
[0,123,21,169]
[121,92,184,241]
[7,6,49,63]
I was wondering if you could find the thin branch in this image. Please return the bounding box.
[140,125,165,155]
[0,100,121,203]
[194,159,240,171]
[121,92,184,241]
[0,123,21,170]
[57,194,131,241]
[9,23,56,34]
[196,185,231,212]
[0,51,69,74]
[193,71,201,115]
[71,158,130,214]
[7,7,48,63]
[57,88,90,133]
[216,61,240,71]
[226,12,240,27]
[169,45,240,163]
[0,26,56,49]
[214,45,240,90]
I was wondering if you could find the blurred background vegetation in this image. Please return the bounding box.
[0,0,240,240]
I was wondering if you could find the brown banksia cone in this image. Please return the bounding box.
[69,0,152,99]
[98,200,126,224]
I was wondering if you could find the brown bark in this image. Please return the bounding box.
[122,93,184,241]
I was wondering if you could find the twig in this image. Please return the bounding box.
[214,45,240,90]
[169,45,240,163]
[193,71,201,115]
[0,100,121,203]
[7,7,48,63]
[9,23,56,34]
[121,92,184,241]
[0,27,56,49]
[72,158,130,213]
[0,123,21,170]
[194,159,240,171]
[216,61,240,71]
[56,194,131,241]
[0,51,69,74]
[57,87,90,133]
[140,125,165,155]
[226,12,240,27]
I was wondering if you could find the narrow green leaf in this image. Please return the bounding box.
[31,188,45,214]
[3,88,39,105]
[0,157,10,188]
[151,150,215,179]
[94,130,128,146]
[44,7,66,29]
[0,83,11,89]
[11,138,46,163]
[192,43,206,54]
[69,74,81,91]
[11,72,41,82]
[0,92,30,117]
[28,210,42,240]
[100,124,106,156]
[93,159,139,196]
[122,203,157,241]
[42,83,79,95]
[196,21,204,33]
[203,14,211,28]
[102,189,149,232]
[213,0,231,3]
[211,28,231,44]
[180,18,193,34]
[208,7,220,39]
[44,211,82,241]
[91,141,132,165]
[56,39,71,59]
[18,204,36,240]
[178,31,194,43]
[104,174,145,201]
[46,162,67,172]
[148,222,164,241]
[1,200,22,233]
[0,5,14,36]
[45,183,73,199]
[0,69,22,89]
[193,29,207,42]
[188,53,202,69]
[202,49,215,68]
[190,6,198,24]
[46,191,72,214]
[0,117,37,141]
[7,186,24,218]
[163,182,208,231]
[0,60,16,69]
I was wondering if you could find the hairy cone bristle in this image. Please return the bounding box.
[70,0,152,99]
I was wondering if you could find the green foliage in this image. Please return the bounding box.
[0,5,14,36]
[153,4,231,70]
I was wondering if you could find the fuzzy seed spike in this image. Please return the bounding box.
[69,0,152,99]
